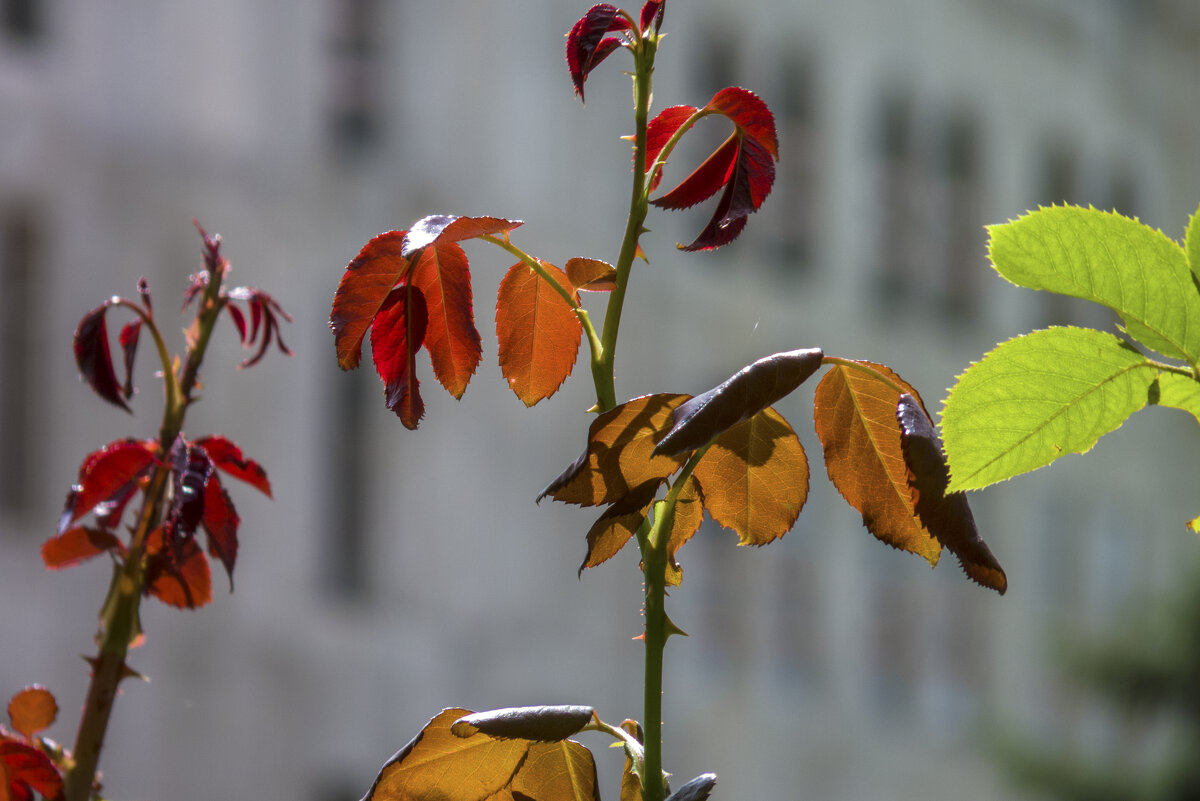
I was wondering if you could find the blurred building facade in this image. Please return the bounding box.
[3,1,1200,800]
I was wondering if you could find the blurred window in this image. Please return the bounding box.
[327,0,382,160]
[3,0,42,43]
[321,365,373,601]
[765,50,819,277]
[0,202,39,517]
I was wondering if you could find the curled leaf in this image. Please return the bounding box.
[565,257,618,292]
[566,4,631,101]
[74,302,132,412]
[666,773,718,801]
[640,1,665,33]
[400,214,523,258]
[451,705,595,741]
[654,348,823,457]
[897,394,1006,593]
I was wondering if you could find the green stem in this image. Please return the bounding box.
[594,34,657,413]
[821,355,908,395]
[64,259,230,801]
[639,447,707,801]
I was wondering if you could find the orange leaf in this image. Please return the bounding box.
[7,687,57,740]
[565,257,618,292]
[42,527,123,570]
[511,740,599,801]
[664,474,704,587]
[693,408,807,546]
[330,231,410,370]
[539,394,689,507]
[144,529,213,610]
[813,362,942,565]
[496,261,582,406]
[409,243,480,399]
[363,709,530,801]
[579,480,660,574]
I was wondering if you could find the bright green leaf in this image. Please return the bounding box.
[988,206,1200,362]
[1186,202,1200,286]
[1150,371,1200,426]
[943,326,1159,492]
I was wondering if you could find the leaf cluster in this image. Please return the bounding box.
[942,203,1200,528]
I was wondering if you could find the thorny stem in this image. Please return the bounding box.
[63,238,231,801]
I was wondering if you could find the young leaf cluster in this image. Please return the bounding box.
[941,203,1200,529]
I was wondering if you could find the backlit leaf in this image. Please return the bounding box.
[42,527,123,570]
[692,408,808,546]
[988,206,1200,361]
[538,394,688,507]
[566,4,631,102]
[897,394,1006,593]
[7,687,57,739]
[74,303,131,412]
[331,230,409,370]
[409,243,480,398]
[650,87,779,251]
[580,480,660,574]
[654,348,823,457]
[813,362,942,565]
[224,285,294,368]
[640,1,665,34]
[1186,201,1200,283]
[496,261,582,406]
[663,474,703,586]
[645,105,697,192]
[565,257,618,292]
[400,215,523,258]
[194,435,272,497]
[451,706,594,742]
[0,737,63,801]
[510,740,599,801]
[118,320,140,400]
[942,327,1158,492]
[362,709,529,801]
[143,528,213,610]
[1151,370,1200,426]
[371,285,429,429]
[619,720,644,801]
[201,473,239,589]
[66,439,157,527]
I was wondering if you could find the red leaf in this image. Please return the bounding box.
[330,231,410,370]
[42,527,124,570]
[645,105,698,192]
[67,439,157,528]
[496,261,582,406]
[201,473,240,589]
[144,528,212,609]
[400,215,523,258]
[74,303,131,412]
[0,736,63,801]
[118,319,141,401]
[194,435,272,497]
[896,394,1007,593]
[371,284,428,429]
[650,87,779,251]
[566,4,631,101]
[640,1,665,33]
[408,244,480,399]
[225,286,294,368]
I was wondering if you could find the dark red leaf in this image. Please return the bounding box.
[408,243,481,398]
[194,435,272,497]
[654,348,824,457]
[677,136,774,252]
[225,286,294,368]
[896,394,1007,593]
[651,135,738,211]
[400,214,524,258]
[169,441,212,538]
[371,284,429,429]
[66,439,157,528]
[0,736,63,801]
[201,472,240,589]
[74,304,131,412]
[450,706,594,741]
[566,4,631,101]
[330,230,410,370]
[42,526,124,570]
[706,87,778,158]
[144,527,212,609]
[640,1,665,33]
[118,319,141,401]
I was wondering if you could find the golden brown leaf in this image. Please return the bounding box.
[565,257,618,292]
[7,687,57,740]
[693,408,807,546]
[510,740,600,801]
[496,261,582,406]
[813,362,941,564]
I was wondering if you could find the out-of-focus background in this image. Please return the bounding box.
[3,1,1200,799]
